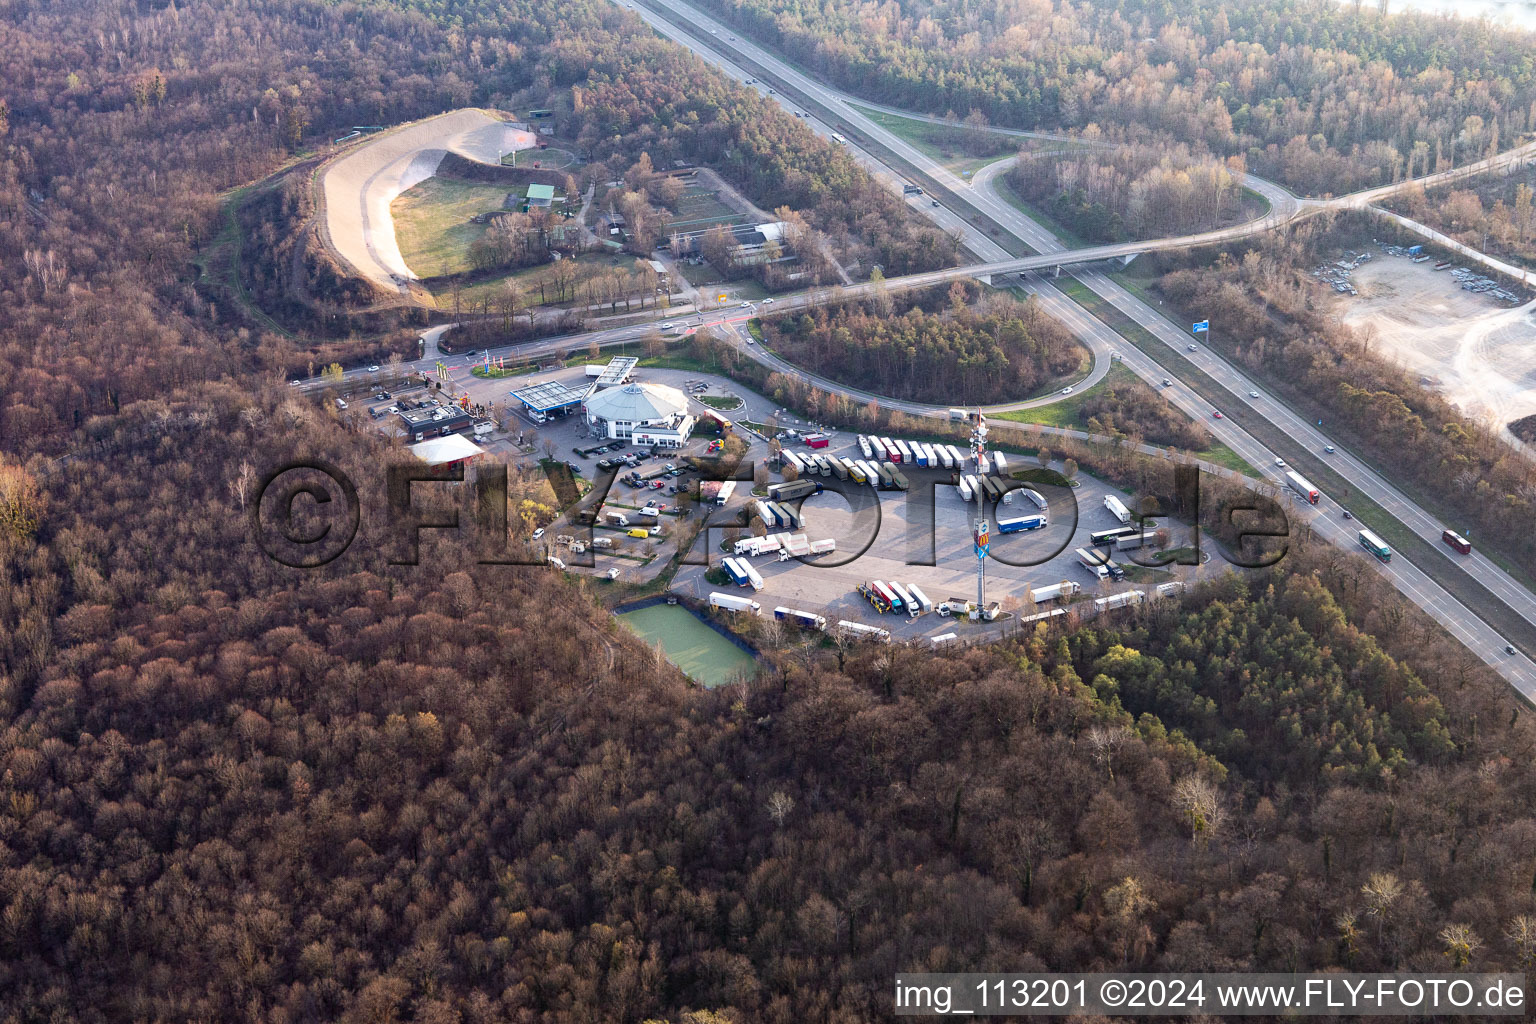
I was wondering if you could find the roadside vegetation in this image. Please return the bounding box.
[1383,171,1536,270]
[993,363,1212,452]
[758,283,1084,406]
[8,398,1536,1018]
[9,0,1536,1016]
[695,0,1536,195]
[1008,142,1252,243]
[1144,214,1536,579]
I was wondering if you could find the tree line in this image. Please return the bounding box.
[4,392,1536,1020]
[691,0,1536,195]
[1150,212,1536,578]
[760,285,1083,406]
[1008,142,1247,242]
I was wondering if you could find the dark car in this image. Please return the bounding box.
[1342,510,1353,520]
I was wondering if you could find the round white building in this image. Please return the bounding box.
[583,381,696,447]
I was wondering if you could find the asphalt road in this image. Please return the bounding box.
[298,0,1536,693]
[614,0,1536,694]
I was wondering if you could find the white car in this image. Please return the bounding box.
[1061,386,1074,395]
[739,301,752,308]
[289,380,301,386]
[1161,378,1172,387]
[1275,458,1286,468]
[762,297,774,304]
[1248,390,1259,398]
[369,365,381,372]
[532,527,545,540]
[661,322,675,330]
[1324,445,1336,453]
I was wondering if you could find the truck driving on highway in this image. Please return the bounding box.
[1285,470,1321,504]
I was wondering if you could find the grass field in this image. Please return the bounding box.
[846,104,1039,177]
[391,177,512,277]
[991,362,1255,475]
[670,187,745,231]
[447,252,669,313]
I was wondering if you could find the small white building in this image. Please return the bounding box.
[583,381,695,447]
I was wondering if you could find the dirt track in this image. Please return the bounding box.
[319,110,535,294]
[1340,259,1536,440]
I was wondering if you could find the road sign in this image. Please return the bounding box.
[1192,320,1209,333]
[717,293,728,303]
[974,520,990,560]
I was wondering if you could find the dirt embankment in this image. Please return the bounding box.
[318,110,536,296]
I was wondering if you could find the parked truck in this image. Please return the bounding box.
[743,561,765,592]
[836,620,892,642]
[768,479,820,502]
[1028,581,1080,604]
[1285,470,1320,504]
[722,557,751,586]
[957,476,974,503]
[774,607,827,630]
[996,514,1048,534]
[890,582,921,618]
[1021,488,1048,510]
[710,592,761,614]
[906,583,934,613]
[948,408,971,421]
[1104,494,1132,524]
[1094,591,1146,612]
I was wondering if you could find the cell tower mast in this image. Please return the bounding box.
[971,409,989,614]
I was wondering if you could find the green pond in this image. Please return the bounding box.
[617,603,758,688]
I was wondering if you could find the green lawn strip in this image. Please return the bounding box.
[843,104,1011,176]
[989,175,1097,249]
[988,362,1137,428]
[699,395,742,410]
[1060,274,1536,652]
[201,183,295,339]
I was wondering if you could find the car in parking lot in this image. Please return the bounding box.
[531,528,545,540]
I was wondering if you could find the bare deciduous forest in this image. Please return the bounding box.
[695,0,1536,194]
[4,1,1536,1021]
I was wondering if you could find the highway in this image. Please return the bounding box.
[303,0,1536,693]
[615,0,1536,693]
